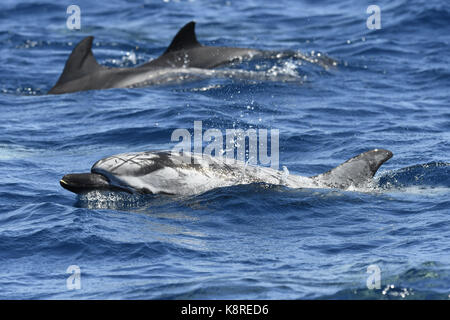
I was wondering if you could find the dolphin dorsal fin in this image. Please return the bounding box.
[164,21,201,54]
[52,36,103,86]
[312,149,393,189]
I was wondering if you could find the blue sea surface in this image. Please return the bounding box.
[0,0,449,299]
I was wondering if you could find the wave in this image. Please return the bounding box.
[319,261,450,299]
[377,162,450,191]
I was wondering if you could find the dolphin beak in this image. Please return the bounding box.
[60,173,111,194]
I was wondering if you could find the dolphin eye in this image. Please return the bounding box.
[140,187,152,194]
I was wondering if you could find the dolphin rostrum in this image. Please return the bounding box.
[60,149,393,196]
[48,21,262,94]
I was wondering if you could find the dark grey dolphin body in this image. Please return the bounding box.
[60,149,393,196]
[48,21,262,94]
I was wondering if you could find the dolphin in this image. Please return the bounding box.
[48,21,263,94]
[60,149,393,196]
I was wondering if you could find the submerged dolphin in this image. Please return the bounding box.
[60,149,393,196]
[49,21,262,94]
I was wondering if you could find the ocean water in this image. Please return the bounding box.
[0,0,449,299]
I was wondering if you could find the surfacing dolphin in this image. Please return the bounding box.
[60,149,393,196]
[48,21,263,94]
